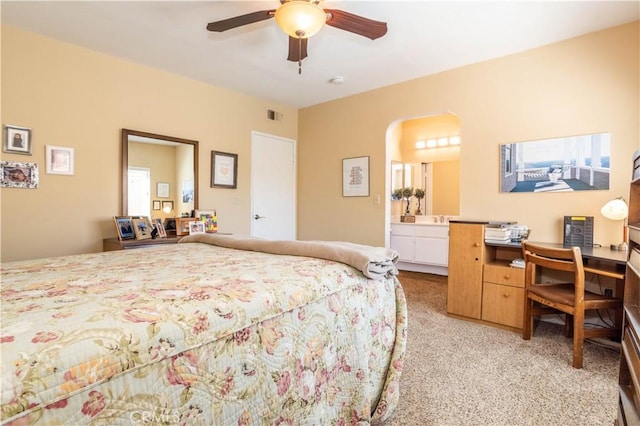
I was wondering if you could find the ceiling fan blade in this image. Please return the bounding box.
[324,9,387,40]
[287,37,308,62]
[206,10,275,32]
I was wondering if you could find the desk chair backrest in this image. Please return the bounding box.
[522,242,585,303]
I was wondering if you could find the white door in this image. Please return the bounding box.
[251,132,296,240]
[128,167,151,217]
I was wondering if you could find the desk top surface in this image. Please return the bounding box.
[485,240,628,265]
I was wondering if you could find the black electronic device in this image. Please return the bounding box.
[563,216,594,247]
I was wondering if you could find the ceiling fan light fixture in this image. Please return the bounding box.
[275,0,326,39]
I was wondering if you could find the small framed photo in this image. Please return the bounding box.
[157,182,170,198]
[153,218,167,238]
[132,218,152,240]
[114,216,135,241]
[211,151,238,188]
[3,125,32,155]
[152,200,161,211]
[164,217,176,231]
[0,161,39,189]
[45,145,74,175]
[189,220,206,235]
[162,200,174,213]
[342,156,370,197]
[195,209,218,233]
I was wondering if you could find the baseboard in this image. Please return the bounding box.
[396,261,448,276]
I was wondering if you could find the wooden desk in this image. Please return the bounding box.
[487,240,626,332]
[447,221,628,333]
[487,240,627,279]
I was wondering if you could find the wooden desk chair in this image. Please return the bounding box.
[522,241,623,369]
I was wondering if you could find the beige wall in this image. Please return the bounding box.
[2,22,638,261]
[298,22,639,247]
[0,25,298,261]
[432,160,460,216]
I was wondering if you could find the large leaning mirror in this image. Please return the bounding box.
[122,129,199,218]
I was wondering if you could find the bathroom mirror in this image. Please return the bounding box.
[121,129,199,217]
[391,162,419,195]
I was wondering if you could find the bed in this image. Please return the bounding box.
[1,234,406,425]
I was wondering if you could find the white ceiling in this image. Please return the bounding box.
[2,1,638,109]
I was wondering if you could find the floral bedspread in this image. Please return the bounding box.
[1,243,407,425]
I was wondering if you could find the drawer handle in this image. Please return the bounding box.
[473,243,480,247]
[503,292,510,298]
[503,274,510,280]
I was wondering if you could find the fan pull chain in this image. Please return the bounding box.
[298,36,302,75]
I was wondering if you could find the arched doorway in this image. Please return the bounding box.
[384,112,461,247]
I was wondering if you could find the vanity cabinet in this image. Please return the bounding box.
[390,223,449,275]
[447,221,524,331]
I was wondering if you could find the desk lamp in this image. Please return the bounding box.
[600,196,628,250]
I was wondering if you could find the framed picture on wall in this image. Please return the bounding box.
[499,132,611,193]
[162,200,174,213]
[342,156,370,197]
[152,200,161,211]
[157,182,169,198]
[0,161,39,189]
[211,151,237,188]
[3,125,32,155]
[45,145,74,175]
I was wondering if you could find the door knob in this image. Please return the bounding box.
[254,214,266,220]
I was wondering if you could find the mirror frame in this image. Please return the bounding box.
[121,128,199,215]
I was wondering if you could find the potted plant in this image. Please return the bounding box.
[392,188,403,201]
[402,187,414,216]
[414,188,425,215]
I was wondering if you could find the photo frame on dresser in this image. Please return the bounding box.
[114,216,135,241]
[132,218,152,240]
[153,218,167,238]
[195,209,217,233]
[189,220,206,235]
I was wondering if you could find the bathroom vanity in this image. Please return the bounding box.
[390,216,452,275]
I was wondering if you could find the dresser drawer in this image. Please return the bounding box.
[481,282,524,329]
[483,264,524,288]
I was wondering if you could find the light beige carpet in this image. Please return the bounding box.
[384,271,619,426]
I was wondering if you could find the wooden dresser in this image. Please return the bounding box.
[103,235,182,251]
[617,150,640,425]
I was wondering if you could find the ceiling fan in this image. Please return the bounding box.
[206,0,388,74]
